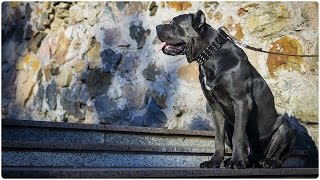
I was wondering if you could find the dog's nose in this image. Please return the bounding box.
[156,25,161,32]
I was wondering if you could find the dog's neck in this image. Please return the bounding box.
[195,27,230,65]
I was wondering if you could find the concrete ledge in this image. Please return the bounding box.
[2,167,318,178]
[2,119,215,137]
[2,140,213,154]
[2,140,309,156]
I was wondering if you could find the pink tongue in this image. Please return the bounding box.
[157,42,167,52]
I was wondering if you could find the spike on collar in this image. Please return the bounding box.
[196,27,230,65]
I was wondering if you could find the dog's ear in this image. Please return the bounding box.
[194,10,206,29]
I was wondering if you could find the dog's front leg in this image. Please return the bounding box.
[200,109,225,168]
[227,95,252,169]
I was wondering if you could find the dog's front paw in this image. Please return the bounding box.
[200,160,221,168]
[259,158,282,168]
[226,159,246,169]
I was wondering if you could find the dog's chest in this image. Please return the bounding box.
[200,65,214,91]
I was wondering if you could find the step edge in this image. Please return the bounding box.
[2,119,215,137]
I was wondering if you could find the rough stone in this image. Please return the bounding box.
[86,68,112,98]
[34,32,47,48]
[16,52,41,73]
[237,3,259,16]
[104,28,122,46]
[68,5,83,25]
[86,39,102,69]
[142,62,162,81]
[245,3,290,38]
[36,12,50,31]
[52,33,70,65]
[144,97,168,128]
[177,62,199,83]
[129,21,151,49]
[167,1,192,11]
[130,116,145,127]
[60,87,86,121]
[213,12,223,22]
[301,2,319,30]
[73,60,87,73]
[149,2,158,16]
[55,66,72,87]
[148,90,167,109]
[235,23,244,40]
[34,84,45,112]
[100,48,122,73]
[125,2,148,16]
[24,24,33,40]
[188,116,214,131]
[37,37,51,66]
[2,65,17,100]
[94,94,131,125]
[267,36,304,76]
[204,1,219,19]
[45,81,57,110]
[15,70,36,106]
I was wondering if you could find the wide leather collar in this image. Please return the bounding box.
[196,27,230,65]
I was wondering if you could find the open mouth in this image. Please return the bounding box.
[158,42,186,56]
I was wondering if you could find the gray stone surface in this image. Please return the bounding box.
[129,21,151,49]
[94,94,131,124]
[100,48,122,73]
[85,68,112,98]
[144,98,167,128]
[2,167,318,178]
[45,81,57,110]
[2,127,104,144]
[2,151,211,168]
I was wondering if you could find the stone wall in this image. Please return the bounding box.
[1,2,318,141]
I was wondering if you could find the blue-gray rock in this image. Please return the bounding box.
[45,81,57,110]
[144,97,167,128]
[189,116,214,131]
[116,1,126,10]
[60,88,86,120]
[100,48,122,73]
[34,84,45,112]
[95,94,131,125]
[129,21,151,49]
[142,62,161,81]
[25,3,32,19]
[86,68,112,98]
[24,24,33,40]
[130,116,145,127]
[2,65,16,100]
[66,82,90,104]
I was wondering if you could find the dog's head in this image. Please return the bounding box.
[156,10,209,63]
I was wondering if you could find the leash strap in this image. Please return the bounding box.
[219,27,318,58]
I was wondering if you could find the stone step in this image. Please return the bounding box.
[1,119,312,168]
[2,119,215,148]
[2,167,318,178]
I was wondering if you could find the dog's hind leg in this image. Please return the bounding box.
[260,121,295,168]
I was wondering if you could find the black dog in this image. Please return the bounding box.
[156,10,295,169]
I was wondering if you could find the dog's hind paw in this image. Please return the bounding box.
[259,158,282,168]
[200,160,221,168]
[226,159,246,169]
